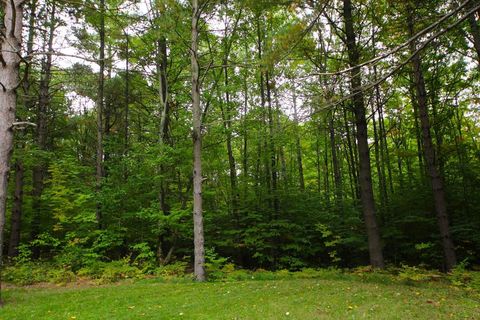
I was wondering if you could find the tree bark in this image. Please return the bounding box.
[407,6,457,271]
[191,0,205,281]
[343,0,384,268]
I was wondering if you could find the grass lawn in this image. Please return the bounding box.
[0,276,479,319]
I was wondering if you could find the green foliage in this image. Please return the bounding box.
[448,261,480,292]
[204,248,230,280]
[155,261,188,279]
[316,223,342,264]
[397,265,442,283]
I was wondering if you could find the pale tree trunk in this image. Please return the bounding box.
[9,0,37,257]
[343,0,384,268]
[0,0,24,305]
[191,0,205,281]
[407,5,457,271]
[156,35,170,263]
[96,0,106,229]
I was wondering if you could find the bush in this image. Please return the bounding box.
[98,259,142,284]
[3,262,51,285]
[155,261,188,279]
[448,262,480,292]
[204,248,229,280]
[397,265,441,283]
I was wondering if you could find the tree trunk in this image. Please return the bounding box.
[329,112,343,208]
[242,41,249,191]
[32,2,56,246]
[292,83,305,191]
[9,0,36,258]
[343,107,360,200]
[0,0,24,305]
[266,72,279,215]
[124,31,130,158]
[343,0,384,268]
[8,160,23,257]
[96,0,106,229]
[407,6,457,271]
[191,0,205,281]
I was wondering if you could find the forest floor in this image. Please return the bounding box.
[0,275,479,320]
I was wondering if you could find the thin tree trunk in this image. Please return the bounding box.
[329,111,343,208]
[407,6,457,271]
[292,83,305,191]
[8,160,24,257]
[409,75,425,178]
[343,107,360,200]
[31,2,56,248]
[96,0,106,229]
[323,126,330,204]
[124,31,130,158]
[256,18,273,210]
[343,0,384,268]
[191,0,205,281]
[315,132,322,193]
[242,40,249,190]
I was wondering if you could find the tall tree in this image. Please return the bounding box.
[0,0,25,305]
[8,0,37,257]
[406,3,457,271]
[31,0,57,247]
[191,0,205,281]
[342,0,384,268]
[96,0,106,228]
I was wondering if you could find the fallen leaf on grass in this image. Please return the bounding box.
[426,300,440,307]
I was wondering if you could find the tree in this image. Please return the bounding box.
[406,2,457,271]
[191,0,205,281]
[342,0,384,268]
[0,0,25,305]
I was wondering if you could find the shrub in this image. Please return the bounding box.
[155,261,188,279]
[448,262,480,292]
[97,259,143,284]
[397,265,440,283]
[3,262,51,285]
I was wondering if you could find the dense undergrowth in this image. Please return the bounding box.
[3,257,479,299]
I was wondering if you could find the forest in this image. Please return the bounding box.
[0,0,479,292]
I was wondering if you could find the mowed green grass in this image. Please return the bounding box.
[0,277,479,320]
